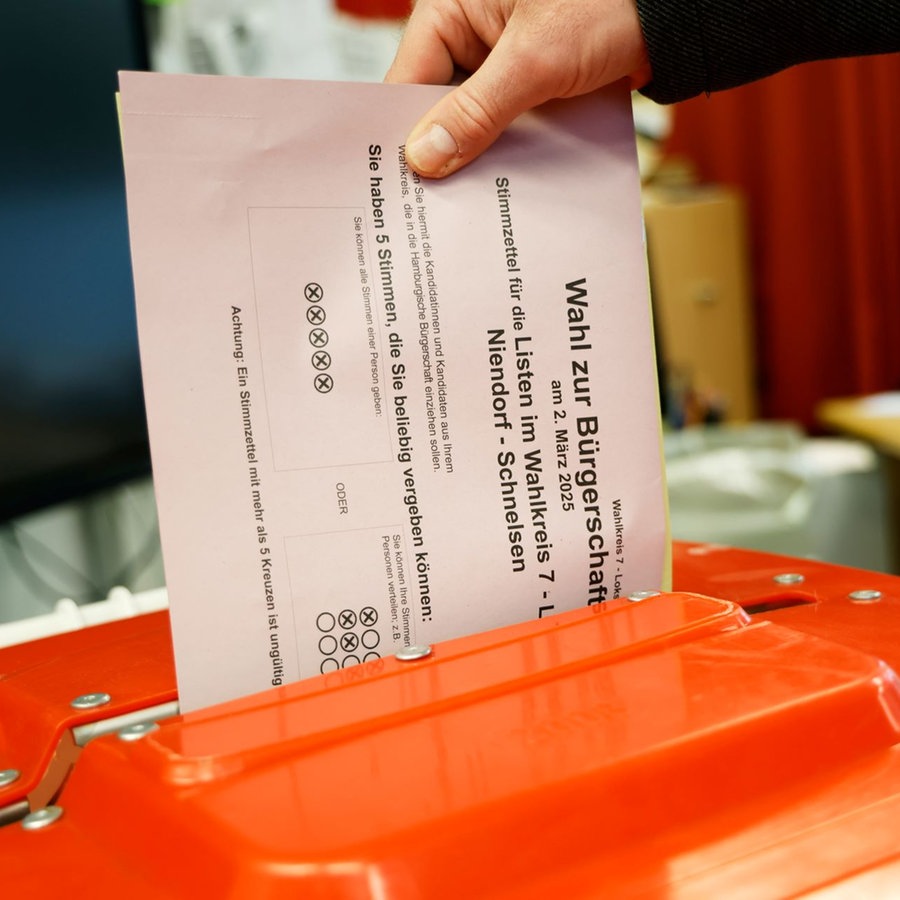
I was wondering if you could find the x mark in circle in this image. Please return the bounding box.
[306,305,326,326]
[304,282,323,302]
[360,606,378,626]
[339,609,357,629]
[312,350,331,370]
[309,328,328,347]
[341,633,360,652]
[315,373,333,394]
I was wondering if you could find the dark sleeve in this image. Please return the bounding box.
[636,0,900,104]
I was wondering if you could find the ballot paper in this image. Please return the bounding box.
[119,71,669,711]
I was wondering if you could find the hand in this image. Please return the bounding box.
[385,0,651,178]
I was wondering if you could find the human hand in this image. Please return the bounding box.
[385,0,651,178]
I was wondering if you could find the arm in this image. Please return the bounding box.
[386,0,900,177]
[638,0,900,103]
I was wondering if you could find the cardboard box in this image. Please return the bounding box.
[643,184,757,423]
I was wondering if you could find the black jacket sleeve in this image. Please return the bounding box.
[636,0,900,104]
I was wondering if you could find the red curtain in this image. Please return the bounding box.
[664,54,900,429]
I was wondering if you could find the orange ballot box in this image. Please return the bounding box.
[4,542,900,898]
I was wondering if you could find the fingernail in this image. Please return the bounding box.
[406,123,459,175]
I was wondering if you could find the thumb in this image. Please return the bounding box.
[404,48,547,178]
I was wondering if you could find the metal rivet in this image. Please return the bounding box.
[0,768,21,788]
[396,644,432,662]
[70,692,111,710]
[773,573,805,586]
[21,806,63,831]
[849,589,882,603]
[118,722,160,742]
[627,590,661,602]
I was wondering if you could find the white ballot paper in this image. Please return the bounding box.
[119,72,669,711]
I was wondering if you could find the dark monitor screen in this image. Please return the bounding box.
[0,1,150,521]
